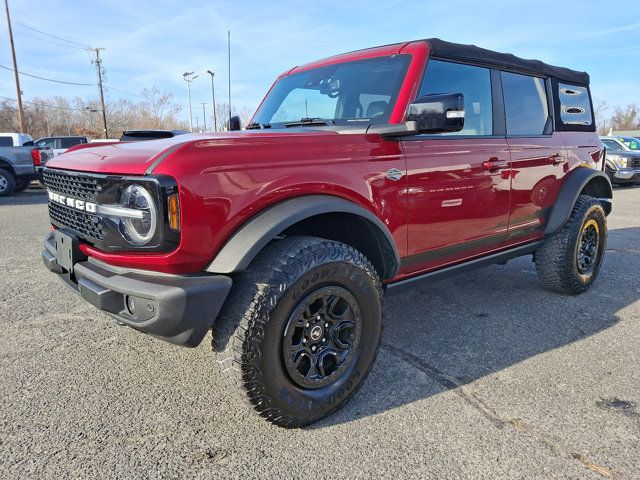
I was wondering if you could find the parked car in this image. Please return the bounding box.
[41,38,610,427]
[34,136,88,157]
[0,132,52,196]
[119,130,188,142]
[600,137,640,184]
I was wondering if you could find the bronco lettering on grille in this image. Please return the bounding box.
[48,190,98,213]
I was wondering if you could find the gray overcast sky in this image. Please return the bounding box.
[1,0,639,122]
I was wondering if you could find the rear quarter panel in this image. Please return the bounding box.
[0,146,35,176]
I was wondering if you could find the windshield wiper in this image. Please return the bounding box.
[284,117,335,128]
[245,122,271,130]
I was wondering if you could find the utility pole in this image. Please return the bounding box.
[4,0,25,133]
[200,102,206,132]
[227,30,232,128]
[182,72,198,132]
[88,47,108,138]
[206,70,217,131]
[195,116,199,132]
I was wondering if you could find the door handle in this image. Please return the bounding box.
[548,153,566,165]
[481,158,509,171]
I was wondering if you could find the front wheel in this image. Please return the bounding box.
[535,195,607,294]
[213,236,383,428]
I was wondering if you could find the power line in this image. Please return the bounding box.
[12,19,90,49]
[105,86,144,98]
[0,64,95,86]
[11,28,87,51]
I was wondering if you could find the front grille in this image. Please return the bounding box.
[43,169,106,242]
[48,202,106,242]
[43,169,100,200]
[633,158,640,168]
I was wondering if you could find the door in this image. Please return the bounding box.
[402,60,511,274]
[500,72,568,243]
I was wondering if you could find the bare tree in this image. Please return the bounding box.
[611,104,639,131]
[593,99,610,135]
[0,87,188,139]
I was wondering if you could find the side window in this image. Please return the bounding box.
[558,84,593,126]
[0,136,13,147]
[36,139,54,149]
[501,72,549,135]
[60,138,80,149]
[419,60,493,136]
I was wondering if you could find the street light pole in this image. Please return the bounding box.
[206,70,217,131]
[200,102,206,132]
[182,72,198,132]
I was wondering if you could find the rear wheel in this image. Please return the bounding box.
[0,169,16,197]
[535,195,607,294]
[213,236,383,428]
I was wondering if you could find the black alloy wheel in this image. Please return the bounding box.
[283,286,362,389]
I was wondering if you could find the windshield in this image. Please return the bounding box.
[252,55,411,128]
[620,137,640,150]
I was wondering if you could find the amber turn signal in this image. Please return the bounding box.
[167,193,180,231]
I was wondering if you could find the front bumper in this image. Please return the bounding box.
[42,232,232,347]
[612,168,640,182]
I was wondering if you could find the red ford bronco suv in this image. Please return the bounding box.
[42,39,612,427]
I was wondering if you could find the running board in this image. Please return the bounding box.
[385,242,542,296]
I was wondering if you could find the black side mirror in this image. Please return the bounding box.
[407,93,465,134]
[229,115,241,131]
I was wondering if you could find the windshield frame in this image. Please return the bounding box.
[251,54,412,129]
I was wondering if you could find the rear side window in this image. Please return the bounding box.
[60,138,83,149]
[501,72,549,135]
[558,84,592,126]
[0,136,13,147]
[35,139,54,149]
[418,60,493,136]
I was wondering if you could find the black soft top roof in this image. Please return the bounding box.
[424,38,589,85]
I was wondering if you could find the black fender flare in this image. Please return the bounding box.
[206,194,401,277]
[544,167,612,235]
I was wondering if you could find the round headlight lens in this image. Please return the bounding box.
[119,185,157,245]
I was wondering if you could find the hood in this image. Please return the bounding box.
[45,130,342,175]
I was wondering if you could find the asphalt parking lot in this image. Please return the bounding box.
[1,186,639,479]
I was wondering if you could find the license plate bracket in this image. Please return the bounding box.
[53,229,84,272]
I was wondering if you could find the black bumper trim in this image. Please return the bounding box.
[43,233,232,347]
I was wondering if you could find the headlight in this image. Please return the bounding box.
[118,185,157,245]
[608,154,628,169]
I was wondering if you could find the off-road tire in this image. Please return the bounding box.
[535,195,607,294]
[213,236,383,428]
[0,169,16,197]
